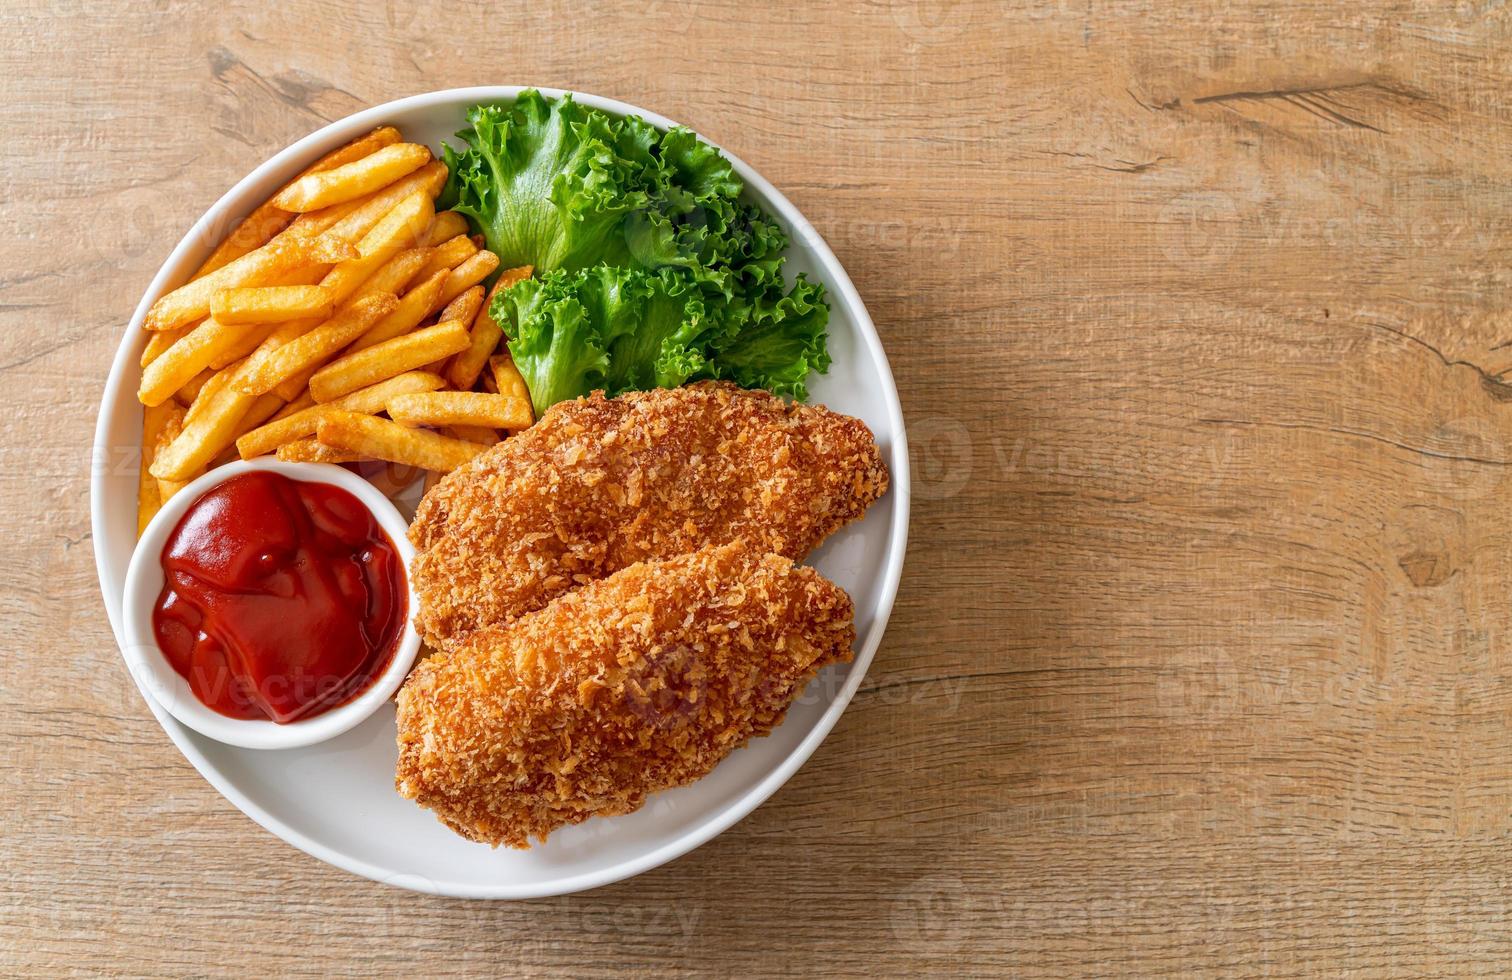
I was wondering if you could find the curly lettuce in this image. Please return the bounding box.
[496,267,828,415]
[442,91,830,412]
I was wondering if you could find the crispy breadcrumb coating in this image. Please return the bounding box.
[395,541,855,848]
[409,381,887,648]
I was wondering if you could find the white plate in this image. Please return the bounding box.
[91,87,910,898]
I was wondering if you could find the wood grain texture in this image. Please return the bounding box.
[4,0,1512,975]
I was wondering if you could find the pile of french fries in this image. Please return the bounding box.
[136,126,535,536]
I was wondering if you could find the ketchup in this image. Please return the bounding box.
[151,471,405,724]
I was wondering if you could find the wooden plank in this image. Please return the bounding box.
[4,0,1512,975]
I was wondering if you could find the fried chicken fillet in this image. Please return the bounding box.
[395,541,855,847]
[409,381,887,648]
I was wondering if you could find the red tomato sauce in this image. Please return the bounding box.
[151,471,406,724]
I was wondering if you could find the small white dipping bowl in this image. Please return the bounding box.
[122,458,420,750]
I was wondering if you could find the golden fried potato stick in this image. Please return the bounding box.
[264,243,421,402]
[303,126,403,173]
[316,411,487,472]
[318,191,434,307]
[275,438,364,465]
[174,368,215,408]
[450,266,532,390]
[319,161,447,246]
[272,378,310,405]
[153,406,194,504]
[347,246,432,304]
[437,284,484,328]
[309,319,470,403]
[447,425,499,445]
[415,235,476,281]
[137,401,181,536]
[234,292,397,396]
[190,209,295,282]
[269,390,316,422]
[488,354,534,429]
[387,391,532,432]
[273,143,433,212]
[257,246,433,407]
[150,365,259,482]
[210,285,332,324]
[144,235,356,332]
[141,322,193,369]
[237,370,446,459]
[207,323,279,371]
[233,392,287,438]
[190,126,400,278]
[345,270,449,354]
[424,211,470,246]
[434,250,500,311]
[141,318,268,407]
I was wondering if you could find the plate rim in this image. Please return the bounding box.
[90,84,911,898]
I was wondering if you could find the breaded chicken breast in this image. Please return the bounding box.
[395,541,855,847]
[409,381,887,648]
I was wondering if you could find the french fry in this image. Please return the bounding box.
[136,470,159,536]
[151,367,258,482]
[233,392,287,440]
[319,191,434,307]
[438,284,484,328]
[309,319,470,403]
[141,318,271,407]
[346,270,449,354]
[236,317,323,399]
[348,247,432,304]
[138,401,180,536]
[207,445,240,469]
[276,438,364,465]
[205,389,278,464]
[363,460,429,498]
[271,391,317,422]
[154,406,195,503]
[449,425,500,445]
[209,323,279,370]
[175,368,215,408]
[184,361,240,423]
[195,125,401,276]
[316,411,487,472]
[143,235,357,332]
[190,207,296,281]
[303,126,403,174]
[319,161,447,247]
[387,391,533,431]
[415,235,477,281]
[489,354,534,428]
[237,370,446,459]
[210,285,332,324]
[234,292,398,396]
[450,265,531,389]
[434,250,500,311]
[141,322,193,368]
[425,211,470,246]
[273,369,317,404]
[273,143,433,212]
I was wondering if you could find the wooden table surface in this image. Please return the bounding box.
[6,1,1512,975]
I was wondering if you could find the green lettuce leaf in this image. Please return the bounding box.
[445,91,832,411]
[495,267,827,414]
[439,90,783,286]
[708,275,830,399]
